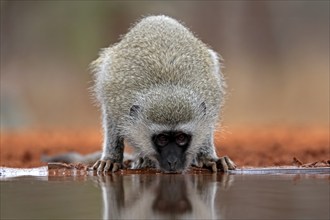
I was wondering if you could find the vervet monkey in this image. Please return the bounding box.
[45,15,236,173]
[90,15,236,173]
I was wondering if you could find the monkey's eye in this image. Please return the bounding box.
[156,134,169,147]
[175,133,189,146]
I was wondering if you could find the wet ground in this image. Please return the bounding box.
[1,166,329,219]
[1,127,329,168]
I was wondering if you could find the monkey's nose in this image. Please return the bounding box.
[167,156,178,170]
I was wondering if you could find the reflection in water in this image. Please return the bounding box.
[96,174,233,219]
[152,175,192,214]
[1,171,329,219]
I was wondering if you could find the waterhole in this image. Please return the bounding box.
[0,167,329,219]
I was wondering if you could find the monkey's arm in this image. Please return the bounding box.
[92,111,125,172]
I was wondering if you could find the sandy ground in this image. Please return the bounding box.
[1,126,329,168]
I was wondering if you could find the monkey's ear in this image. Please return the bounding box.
[130,105,141,118]
[199,102,206,116]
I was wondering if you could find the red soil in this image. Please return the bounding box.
[1,126,329,168]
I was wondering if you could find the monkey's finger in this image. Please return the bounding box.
[104,160,112,172]
[224,156,237,170]
[97,160,106,172]
[92,160,101,170]
[220,157,229,172]
[112,163,121,172]
[204,161,217,172]
[211,162,218,172]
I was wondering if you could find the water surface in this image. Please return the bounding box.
[1,170,329,219]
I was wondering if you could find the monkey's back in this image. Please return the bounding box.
[93,16,225,124]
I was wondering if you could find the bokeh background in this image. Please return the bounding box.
[1,1,329,131]
[1,1,329,168]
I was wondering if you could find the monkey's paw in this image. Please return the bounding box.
[92,159,122,172]
[131,157,156,169]
[216,156,237,172]
[196,156,236,172]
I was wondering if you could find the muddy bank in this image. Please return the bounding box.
[1,126,329,168]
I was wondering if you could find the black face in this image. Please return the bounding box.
[152,131,191,172]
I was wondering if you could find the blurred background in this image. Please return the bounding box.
[1,1,329,131]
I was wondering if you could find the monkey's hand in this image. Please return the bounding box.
[216,156,237,172]
[92,158,122,172]
[131,157,157,169]
[196,155,236,172]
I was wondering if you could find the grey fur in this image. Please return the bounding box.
[91,15,233,172]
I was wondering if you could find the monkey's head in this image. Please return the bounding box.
[123,87,217,173]
[152,131,191,172]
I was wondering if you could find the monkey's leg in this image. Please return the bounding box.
[92,112,124,172]
[195,135,236,172]
[42,151,101,164]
